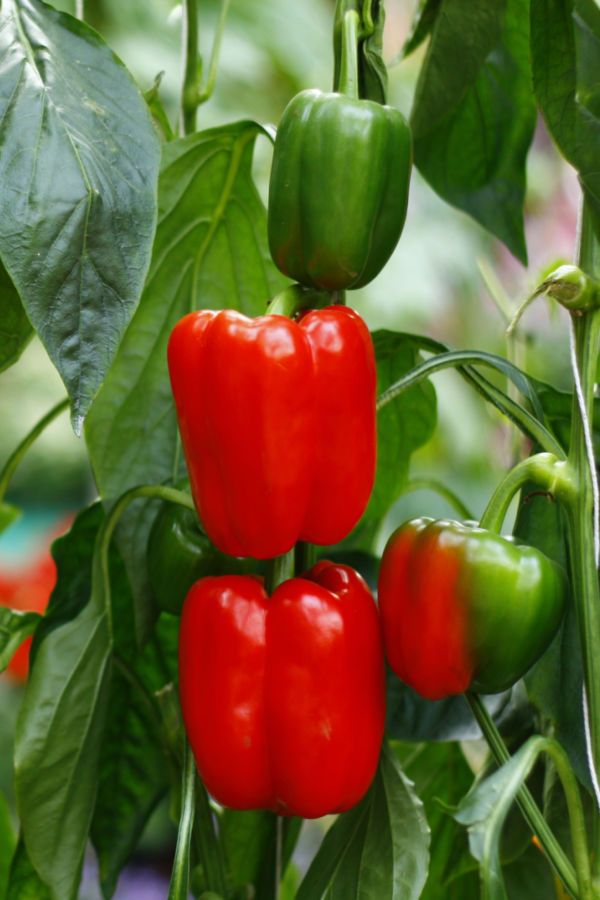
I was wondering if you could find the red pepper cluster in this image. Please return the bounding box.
[169,304,385,817]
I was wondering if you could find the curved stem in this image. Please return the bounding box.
[377,351,565,458]
[0,398,69,503]
[479,453,575,533]
[338,10,360,98]
[400,478,474,521]
[180,0,199,135]
[465,693,579,898]
[197,0,231,105]
[168,741,196,900]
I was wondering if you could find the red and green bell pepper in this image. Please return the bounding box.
[378,518,567,700]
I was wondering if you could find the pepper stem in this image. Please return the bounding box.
[479,453,574,534]
[465,693,580,898]
[266,283,329,318]
[338,10,360,99]
[265,550,295,594]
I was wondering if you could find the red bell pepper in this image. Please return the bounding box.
[178,561,385,818]
[168,306,376,559]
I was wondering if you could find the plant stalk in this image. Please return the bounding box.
[479,453,575,534]
[465,693,579,897]
[180,0,200,135]
[0,398,69,503]
[570,201,600,885]
[338,10,360,99]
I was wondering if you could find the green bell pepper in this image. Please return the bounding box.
[148,501,261,616]
[267,9,412,291]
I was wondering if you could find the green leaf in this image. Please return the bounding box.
[144,72,175,142]
[411,0,536,262]
[0,608,40,673]
[351,331,436,547]
[15,504,111,900]
[5,837,51,900]
[0,0,160,427]
[531,0,600,232]
[221,810,301,899]
[85,121,286,644]
[401,0,443,59]
[0,503,21,535]
[0,792,16,900]
[91,615,178,899]
[454,736,553,900]
[0,260,31,374]
[386,670,530,742]
[297,744,430,900]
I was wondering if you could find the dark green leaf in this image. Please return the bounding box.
[85,122,286,644]
[393,743,475,899]
[387,671,532,742]
[0,260,31,374]
[6,837,51,900]
[411,0,536,262]
[297,744,430,900]
[502,844,555,899]
[221,809,301,899]
[0,792,16,900]
[531,0,600,233]
[91,615,178,899]
[454,736,552,900]
[351,331,436,547]
[15,504,111,900]
[0,0,160,426]
[401,0,443,58]
[0,608,39,673]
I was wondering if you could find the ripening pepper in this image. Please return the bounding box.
[147,500,262,616]
[179,561,385,818]
[378,519,566,700]
[168,306,376,559]
[267,89,412,290]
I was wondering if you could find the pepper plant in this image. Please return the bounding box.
[0,0,599,898]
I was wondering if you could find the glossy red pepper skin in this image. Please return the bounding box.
[168,306,376,559]
[179,562,385,818]
[378,519,566,700]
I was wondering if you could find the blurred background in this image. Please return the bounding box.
[0,0,579,895]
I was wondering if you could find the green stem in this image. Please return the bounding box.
[193,781,229,894]
[465,693,579,898]
[338,10,360,98]
[376,351,565,458]
[265,550,295,594]
[0,398,69,503]
[400,478,474,521]
[296,541,317,573]
[168,741,196,900]
[197,0,231,105]
[479,453,575,533]
[266,283,329,318]
[570,201,600,886]
[75,0,84,20]
[275,816,283,900]
[180,0,199,135]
